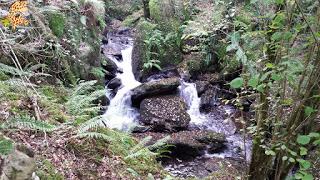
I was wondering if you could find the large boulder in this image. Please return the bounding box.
[134,130,226,159]
[169,130,226,158]
[0,147,36,180]
[131,77,180,106]
[139,95,190,132]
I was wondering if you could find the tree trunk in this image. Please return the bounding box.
[249,93,273,180]
[142,0,150,19]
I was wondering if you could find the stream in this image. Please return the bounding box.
[102,32,252,178]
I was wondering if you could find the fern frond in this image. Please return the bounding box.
[129,136,152,154]
[4,78,37,90]
[125,148,157,160]
[74,132,114,142]
[0,63,31,76]
[72,80,97,96]
[147,135,170,151]
[77,116,106,133]
[2,115,56,132]
[66,82,104,116]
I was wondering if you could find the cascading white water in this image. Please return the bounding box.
[178,81,206,125]
[103,46,141,130]
[179,80,252,161]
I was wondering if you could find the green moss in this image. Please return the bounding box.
[36,159,64,180]
[136,19,157,35]
[48,12,65,38]
[187,60,201,74]
[122,10,143,27]
[149,0,161,22]
[4,92,22,101]
[40,85,68,103]
[67,129,165,178]
[0,72,9,81]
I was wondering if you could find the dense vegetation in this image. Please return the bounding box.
[0,0,319,179]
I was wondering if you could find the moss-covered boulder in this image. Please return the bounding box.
[139,95,191,132]
[0,145,36,180]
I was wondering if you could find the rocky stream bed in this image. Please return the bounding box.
[101,29,252,178]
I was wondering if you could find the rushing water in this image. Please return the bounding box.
[102,34,252,177]
[178,82,252,162]
[103,45,141,130]
[178,81,206,126]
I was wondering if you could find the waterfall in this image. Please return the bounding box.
[178,81,206,126]
[103,46,141,130]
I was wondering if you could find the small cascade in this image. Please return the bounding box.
[179,80,251,161]
[103,46,141,130]
[178,81,206,126]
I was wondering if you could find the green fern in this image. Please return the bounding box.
[1,115,56,132]
[66,80,105,116]
[74,132,114,141]
[77,115,106,133]
[0,63,31,77]
[125,136,171,160]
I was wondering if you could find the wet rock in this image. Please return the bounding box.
[131,125,150,133]
[102,57,118,78]
[163,156,245,178]
[0,148,36,180]
[132,35,144,81]
[104,71,116,82]
[145,67,180,82]
[197,73,221,84]
[107,78,121,90]
[195,81,210,95]
[140,95,190,132]
[200,85,237,112]
[168,131,226,159]
[134,130,226,160]
[131,77,180,106]
[200,87,217,112]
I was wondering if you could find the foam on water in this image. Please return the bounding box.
[103,46,141,130]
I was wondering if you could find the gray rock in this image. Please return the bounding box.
[107,78,121,90]
[140,95,190,132]
[134,130,226,159]
[131,77,180,106]
[200,87,217,112]
[1,149,36,180]
[195,81,210,95]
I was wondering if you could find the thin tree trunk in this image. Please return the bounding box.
[249,93,273,180]
[142,0,150,19]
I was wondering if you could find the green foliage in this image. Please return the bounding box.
[227,0,320,179]
[66,80,105,121]
[1,115,56,132]
[143,28,183,71]
[36,159,64,180]
[187,60,201,75]
[48,12,65,37]
[229,77,244,89]
[0,138,14,156]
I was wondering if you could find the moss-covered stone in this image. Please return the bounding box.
[36,159,64,180]
[122,9,143,27]
[187,60,201,75]
[48,12,65,38]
